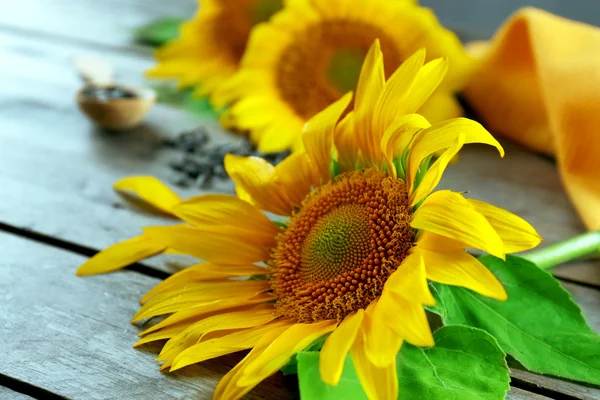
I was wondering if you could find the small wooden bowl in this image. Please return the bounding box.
[77,85,156,131]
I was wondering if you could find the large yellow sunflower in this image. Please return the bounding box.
[213,0,474,152]
[78,43,540,399]
[146,0,286,96]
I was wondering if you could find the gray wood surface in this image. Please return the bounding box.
[0,387,35,400]
[0,232,286,400]
[0,0,196,50]
[506,387,551,400]
[510,368,600,400]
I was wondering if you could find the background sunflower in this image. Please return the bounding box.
[146,0,286,96]
[212,0,474,152]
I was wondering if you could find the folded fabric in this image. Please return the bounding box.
[464,7,600,230]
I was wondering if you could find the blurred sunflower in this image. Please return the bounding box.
[146,0,286,96]
[78,43,540,399]
[213,0,474,152]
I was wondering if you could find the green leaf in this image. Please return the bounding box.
[134,17,184,47]
[297,352,367,400]
[296,326,509,400]
[398,326,509,400]
[434,254,600,385]
[281,335,329,376]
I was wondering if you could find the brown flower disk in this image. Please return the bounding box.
[270,170,413,322]
[276,21,401,119]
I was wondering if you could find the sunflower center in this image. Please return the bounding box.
[276,20,402,120]
[327,49,364,94]
[251,0,283,24]
[270,170,414,323]
[215,0,284,64]
[300,204,371,283]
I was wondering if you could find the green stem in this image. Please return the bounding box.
[521,231,600,270]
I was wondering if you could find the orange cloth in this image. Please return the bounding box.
[464,7,600,230]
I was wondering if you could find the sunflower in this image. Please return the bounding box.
[212,0,474,152]
[78,43,540,399]
[146,0,286,96]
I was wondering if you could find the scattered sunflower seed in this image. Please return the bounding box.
[162,127,290,190]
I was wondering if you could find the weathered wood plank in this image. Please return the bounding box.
[0,32,239,272]
[0,387,36,400]
[562,281,600,332]
[510,368,600,400]
[0,232,286,399]
[0,0,196,50]
[506,387,551,400]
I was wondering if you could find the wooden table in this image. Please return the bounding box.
[0,1,598,399]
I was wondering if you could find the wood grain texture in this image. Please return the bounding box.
[0,0,196,50]
[0,387,35,400]
[506,387,551,400]
[510,368,600,400]
[0,31,240,273]
[0,232,286,399]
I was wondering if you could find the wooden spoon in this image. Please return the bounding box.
[75,55,156,131]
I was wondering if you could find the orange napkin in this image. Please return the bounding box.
[464,7,600,230]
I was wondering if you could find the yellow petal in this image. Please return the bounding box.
[303,92,353,182]
[239,320,337,386]
[412,190,505,259]
[160,306,278,368]
[418,90,464,124]
[271,151,319,206]
[140,262,269,304]
[410,133,465,206]
[214,324,292,400]
[406,118,504,189]
[114,176,182,216]
[384,291,434,347]
[76,235,165,276]
[133,324,186,347]
[143,224,273,264]
[380,114,431,178]
[224,154,293,215]
[418,247,507,300]
[373,49,425,136]
[319,310,363,386]
[384,252,435,306]
[363,300,403,368]
[172,194,280,238]
[334,111,359,173]
[137,293,274,334]
[467,199,543,253]
[350,329,399,400]
[354,40,385,165]
[171,321,290,371]
[398,57,449,116]
[415,231,467,252]
[132,284,273,322]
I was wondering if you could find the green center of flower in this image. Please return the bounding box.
[301,204,371,283]
[251,0,283,24]
[327,49,365,94]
